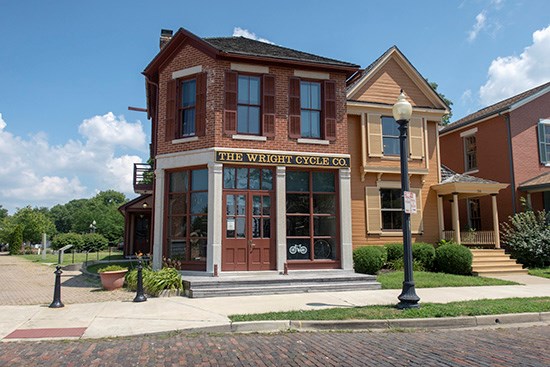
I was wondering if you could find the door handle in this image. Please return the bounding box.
[248,240,256,252]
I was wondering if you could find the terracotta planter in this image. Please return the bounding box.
[99,270,128,291]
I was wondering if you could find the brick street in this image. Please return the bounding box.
[1,325,548,366]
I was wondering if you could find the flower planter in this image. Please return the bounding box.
[99,270,128,291]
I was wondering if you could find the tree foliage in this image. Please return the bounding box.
[428,81,453,125]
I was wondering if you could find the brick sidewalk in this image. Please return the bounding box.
[0,253,132,305]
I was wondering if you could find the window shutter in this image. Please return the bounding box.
[195,72,207,136]
[367,114,383,157]
[262,74,276,137]
[324,80,336,141]
[410,188,423,234]
[165,79,177,142]
[539,123,547,164]
[224,70,238,135]
[289,77,301,138]
[408,117,424,159]
[365,187,382,234]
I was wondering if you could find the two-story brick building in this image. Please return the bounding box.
[135,28,360,273]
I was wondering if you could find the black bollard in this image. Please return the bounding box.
[49,266,64,308]
[133,260,147,302]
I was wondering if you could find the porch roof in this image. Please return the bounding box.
[518,172,550,193]
[431,166,508,198]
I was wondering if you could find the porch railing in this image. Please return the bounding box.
[133,163,154,194]
[442,230,495,245]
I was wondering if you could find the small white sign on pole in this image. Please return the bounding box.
[404,191,417,214]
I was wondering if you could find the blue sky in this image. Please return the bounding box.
[1,0,550,213]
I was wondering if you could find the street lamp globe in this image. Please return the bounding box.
[392,90,412,121]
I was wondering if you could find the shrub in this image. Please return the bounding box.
[387,258,425,272]
[353,246,387,275]
[8,225,23,255]
[384,243,404,262]
[98,264,127,273]
[412,242,436,271]
[500,210,550,268]
[82,233,108,252]
[51,232,84,251]
[125,266,182,297]
[435,243,472,275]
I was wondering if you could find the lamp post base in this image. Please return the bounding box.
[397,280,420,309]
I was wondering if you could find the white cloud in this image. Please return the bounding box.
[0,113,147,213]
[479,25,550,105]
[461,89,473,106]
[233,27,274,44]
[468,11,487,42]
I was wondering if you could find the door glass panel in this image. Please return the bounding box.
[237,168,248,189]
[253,195,261,215]
[236,195,246,215]
[226,195,235,215]
[236,217,246,238]
[261,169,273,190]
[224,168,236,189]
[263,218,271,238]
[249,168,260,190]
[262,196,271,215]
[252,218,261,238]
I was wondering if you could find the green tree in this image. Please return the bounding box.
[11,206,56,244]
[8,224,24,255]
[0,205,8,221]
[428,81,453,125]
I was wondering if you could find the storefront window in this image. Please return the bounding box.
[286,170,338,261]
[167,168,208,264]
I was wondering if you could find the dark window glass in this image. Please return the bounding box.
[464,135,477,171]
[190,215,207,236]
[314,217,336,236]
[286,216,310,236]
[169,194,186,215]
[249,168,260,190]
[313,194,336,214]
[170,171,188,193]
[312,171,335,192]
[286,171,309,192]
[190,192,208,214]
[223,168,236,189]
[313,238,335,260]
[237,75,261,135]
[192,169,208,191]
[380,188,402,230]
[382,116,399,156]
[261,169,273,190]
[180,79,196,137]
[237,168,248,189]
[286,194,310,213]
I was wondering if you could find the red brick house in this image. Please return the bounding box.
[440,81,550,233]
[131,28,360,273]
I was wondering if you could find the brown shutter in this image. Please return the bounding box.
[365,187,382,234]
[288,77,301,138]
[408,117,424,159]
[195,72,207,136]
[262,74,275,137]
[224,70,238,135]
[367,114,383,157]
[165,79,177,142]
[324,80,336,141]
[410,188,423,234]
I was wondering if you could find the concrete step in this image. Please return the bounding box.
[474,269,529,276]
[470,249,506,257]
[472,260,520,266]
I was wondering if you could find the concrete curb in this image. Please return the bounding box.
[189,312,550,334]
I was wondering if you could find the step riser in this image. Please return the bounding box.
[185,279,377,290]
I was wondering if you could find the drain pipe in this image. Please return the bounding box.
[504,112,517,215]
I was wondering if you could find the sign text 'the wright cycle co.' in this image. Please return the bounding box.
[216,151,350,168]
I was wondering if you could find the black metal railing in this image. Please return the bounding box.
[134,163,154,193]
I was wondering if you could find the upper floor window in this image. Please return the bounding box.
[464,135,477,171]
[289,78,337,141]
[300,81,321,138]
[180,79,196,137]
[382,116,399,156]
[538,119,550,165]
[237,75,261,135]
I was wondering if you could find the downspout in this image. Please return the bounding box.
[504,112,516,215]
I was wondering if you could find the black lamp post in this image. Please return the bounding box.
[393,90,420,309]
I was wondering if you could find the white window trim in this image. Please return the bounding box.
[460,127,478,138]
[172,136,199,144]
[232,134,267,142]
[294,70,330,80]
[172,65,202,80]
[297,138,330,145]
[539,120,550,165]
[231,63,269,74]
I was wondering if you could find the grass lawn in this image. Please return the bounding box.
[529,267,550,279]
[16,251,124,266]
[377,271,518,289]
[229,297,550,322]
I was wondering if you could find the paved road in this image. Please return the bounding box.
[0,253,131,305]
[1,325,548,366]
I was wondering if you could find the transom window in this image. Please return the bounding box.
[300,81,321,138]
[538,120,550,164]
[382,116,400,156]
[179,79,196,137]
[167,169,208,264]
[464,135,477,171]
[381,188,402,230]
[286,170,337,261]
[237,75,261,134]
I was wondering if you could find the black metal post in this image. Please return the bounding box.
[133,259,147,302]
[49,266,64,308]
[397,119,420,309]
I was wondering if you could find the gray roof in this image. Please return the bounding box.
[440,165,499,184]
[204,37,359,68]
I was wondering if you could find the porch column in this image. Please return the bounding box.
[437,195,445,241]
[491,194,501,249]
[526,193,532,210]
[207,162,223,274]
[152,169,165,270]
[452,193,461,244]
[339,167,353,271]
[276,166,287,272]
